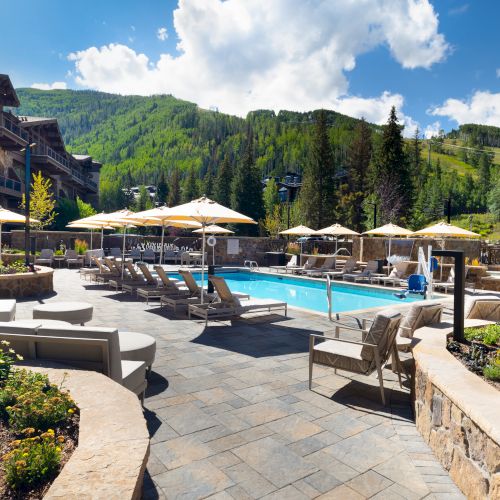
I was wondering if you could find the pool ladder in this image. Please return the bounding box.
[244,260,259,271]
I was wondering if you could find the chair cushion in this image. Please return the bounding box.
[118,332,156,367]
[313,340,371,374]
[33,301,93,324]
[399,301,443,339]
[361,309,401,362]
[0,300,16,322]
[121,360,147,395]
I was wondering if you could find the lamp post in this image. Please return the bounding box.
[22,143,36,269]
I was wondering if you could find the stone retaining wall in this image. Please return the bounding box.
[412,321,500,499]
[0,266,53,298]
[26,364,150,499]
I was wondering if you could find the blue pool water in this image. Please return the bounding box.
[171,271,417,314]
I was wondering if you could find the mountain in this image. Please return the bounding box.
[14,88,369,190]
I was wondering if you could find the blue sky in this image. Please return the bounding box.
[2,0,499,135]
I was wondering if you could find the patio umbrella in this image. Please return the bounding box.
[363,223,413,274]
[279,225,318,265]
[66,222,116,250]
[125,206,202,264]
[69,213,122,249]
[316,223,359,253]
[163,197,256,303]
[193,224,234,265]
[0,207,38,256]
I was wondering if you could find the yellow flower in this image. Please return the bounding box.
[55,446,61,452]
[47,428,55,434]
[67,408,74,414]
[22,453,28,457]
[1,340,10,345]
[57,436,65,443]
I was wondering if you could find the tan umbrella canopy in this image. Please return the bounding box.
[0,207,38,254]
[279,225,317,236]
[363,223,413,274]
[165,197,256,302]
[316,223,359,253]
[125,206,202,264]
[412,221,480,238]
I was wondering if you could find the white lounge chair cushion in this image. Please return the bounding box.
[121,360,147,395]
[238,298,286,311]
[313,339,371,374]
[465,295,500,321]
[33,301,93,324]
[118,331,156,367]
[0,300,16,322]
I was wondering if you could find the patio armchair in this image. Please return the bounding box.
[35,248,54,266]
[65,249,81,267]
[109,247,122,258]
[163,249,179,264]
[142,248,156,264]
[465,295,500,321]
[130,248,142,261]
[309,309,402,405]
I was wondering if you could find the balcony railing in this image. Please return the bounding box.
[1,114,29,142]
[0,174,22,193]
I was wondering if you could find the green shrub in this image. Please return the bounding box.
[483,351,500,381]
[74,239,88,255]
[0,260,30,275]
[3,428,63,490]
[0,369,77,432]
[464,324,500,345]
[0,340,23,382]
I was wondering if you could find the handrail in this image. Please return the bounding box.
[332,247,351,257]
[0,174,22,193]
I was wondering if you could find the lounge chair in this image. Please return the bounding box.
[92,257,119,283]
[323,258,357,279]
[465,295,500,321]
[342,260,380,283]
[291,256,317,275]
[123,262,160,295]
[302,256,336,277]
[372,261,411,287]
[434,267,455,293]
[269,255,300,273]
[136,266,188,304]
[108,261,147,291]
[188,275,287,325]
[309,309,402,405]
[35,248,54,266]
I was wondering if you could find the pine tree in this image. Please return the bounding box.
[167,168,181,207]
[214,154,232,206]
[373,106,411,223]
[203,166,215,198]
[342,118,372,230]
[156,170,169,205]
[231,130,264,235]
[300,110,336,228]
[182,167,199,202]
[134,185,153,212]
[478,153,491,191]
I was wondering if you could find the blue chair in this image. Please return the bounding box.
[394,274,427,299]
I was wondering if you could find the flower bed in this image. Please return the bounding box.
[0,266,53,299]
[447,323,500,390]
[0,345,78,499]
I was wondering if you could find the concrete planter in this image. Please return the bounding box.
[412,320,500,499]
[0,265,53,298]
[27,364,150,500]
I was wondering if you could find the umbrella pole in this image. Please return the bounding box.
[335,237,338,254]
[121,226,127,278]
[0,223,2,262]
[101,228,104,250]
[90,229,93,251]
[160,225,165,265]
[388,237,392,276]
[201,225,206,305]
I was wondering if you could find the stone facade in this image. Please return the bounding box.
[0,266,53,298]
[413,322,500,499]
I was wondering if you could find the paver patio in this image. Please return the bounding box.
[16,269,465,499]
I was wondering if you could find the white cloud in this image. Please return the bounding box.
[424,121,441,138]
[157,27,168,41]
[496,68,500,78]
[429,91,500,126]
[31,81,67,91]
[68,0,448,120]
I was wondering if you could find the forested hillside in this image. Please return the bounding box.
[13,88,499,235]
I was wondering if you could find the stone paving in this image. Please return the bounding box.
[15,269,464,500]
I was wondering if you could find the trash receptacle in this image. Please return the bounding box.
[266,252,286,267]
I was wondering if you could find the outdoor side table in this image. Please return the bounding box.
[53,256,66,268]
[33,301,93,325]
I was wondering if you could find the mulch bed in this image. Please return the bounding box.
[0,414,79,499]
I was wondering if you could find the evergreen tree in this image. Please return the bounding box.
[167,168,181,207]
[156,170,169,205]
[134,185,153,212]
[182,167,199,202]
[478,153,491,192]
[341,118,372,230]
[263,178,280,217]
[300,110,336,228]
[231,130,264,235]
[373,106,411,223]
[203,166,215,198]
[214,154,232,206]
[488,177,500,220]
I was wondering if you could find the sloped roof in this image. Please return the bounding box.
[0,74,20,107]
[18,115,65,152]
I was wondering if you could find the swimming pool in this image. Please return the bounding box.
[171,270,417,314]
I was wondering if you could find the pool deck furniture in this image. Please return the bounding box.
[371,261,411,287]
[343,260,383,283]
[302,256,336,277]
[136,266,188,304]
[0,299,16,321]
[188,275,287,325]
[291,256,317,275]
[33,301,93,325]
[108,261,147,291]
[465,294,500,321]
[323,257,357,279]
[92,257,119,283]
[65,249,82,268]
[35,248,54,266]
[309,308,403,405]
[269,255,301,273]
[117,330,156,377]
[122,262,160,295]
